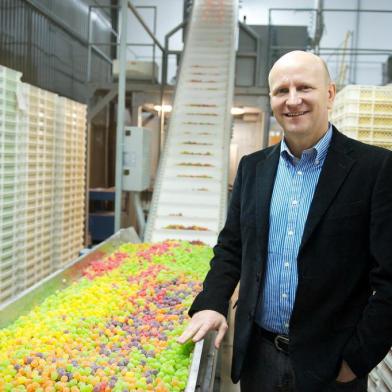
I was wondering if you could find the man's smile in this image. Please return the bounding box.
[284,111,309,118]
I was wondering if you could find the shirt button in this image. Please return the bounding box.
[284,262,290,268]
[315,159,319,165]
[288,230,294,236]
[285,322,289,328]
[292,200,298,206]
[297,171,303,175]
[282,293,288,299]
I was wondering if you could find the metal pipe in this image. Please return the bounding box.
[105,104,110,187]
[127,0,165,53]
[114,0,128,232]
[85,123,92,246]
[159,21,188,152]
[315,52,392,56]
[165,21,189,39]
[323,8,392,13]
[268,7,392,13]
[270,45,392,53]
[132,192,145,240]
[313,0,324,54]
[320,47,392,52]
[88,5,120,9]
[167,50,183,55]
[87,42,154,47]
[86,6,93,82]
[163,20,188,86]
[325,59,389,64]
[153,7,157,83]
[91,44,112,64]
[267,9,273,76]
[352,0,361,83]
[269,7,317,11]
[87,87,118,122]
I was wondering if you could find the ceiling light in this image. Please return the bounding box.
[154,104,172,112]
[231,107,245,115]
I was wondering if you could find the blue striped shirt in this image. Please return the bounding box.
[256,124,333,334]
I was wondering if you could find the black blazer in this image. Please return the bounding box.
[189,127,392,391]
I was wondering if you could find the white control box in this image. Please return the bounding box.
[122,126,151,191]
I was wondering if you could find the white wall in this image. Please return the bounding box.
[239,0,392,85]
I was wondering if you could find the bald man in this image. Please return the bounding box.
[178,51,392,391]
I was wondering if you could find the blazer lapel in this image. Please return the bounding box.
[256,144,280,262]
[299,129,356,254]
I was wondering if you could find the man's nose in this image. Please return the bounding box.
[286,89,301,106]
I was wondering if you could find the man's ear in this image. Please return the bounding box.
[327,82,336,109]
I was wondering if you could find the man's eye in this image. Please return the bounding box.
[299,86,311,91]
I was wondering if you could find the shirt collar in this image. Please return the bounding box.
[280,123,333,165]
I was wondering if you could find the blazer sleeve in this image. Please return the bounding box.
[343,151,392,376]
[188,156,245,318]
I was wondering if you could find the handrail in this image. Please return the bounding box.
[163,20,188,86]
[87,2,165,83]
[127,0,165,53]
[267,7,392,72]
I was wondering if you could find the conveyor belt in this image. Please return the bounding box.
[145,0,238,246]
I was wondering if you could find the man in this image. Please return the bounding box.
[178,50,392,392]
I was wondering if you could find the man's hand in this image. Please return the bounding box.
[177,310,228,349]
[336,360,357,383]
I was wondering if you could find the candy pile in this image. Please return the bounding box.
[0,241,211,392]
[164,225,209,231]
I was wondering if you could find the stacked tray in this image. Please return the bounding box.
[0,66,25,303]
[331,84,392,150]
[53,97,86,267]
[0,64,87,304]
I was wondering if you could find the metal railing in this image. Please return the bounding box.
[266,7,392,84]
[86,3,162,84]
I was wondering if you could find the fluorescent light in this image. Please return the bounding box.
[154,104,172,112]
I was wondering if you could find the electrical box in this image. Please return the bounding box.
[122,127,151,191]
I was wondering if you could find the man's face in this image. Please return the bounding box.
[269,58,335,141]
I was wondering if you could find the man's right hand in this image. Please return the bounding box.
[177,310,228,349]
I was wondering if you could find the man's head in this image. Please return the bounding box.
[268,50,336,149]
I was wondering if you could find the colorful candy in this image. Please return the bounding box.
[0,241,211,391]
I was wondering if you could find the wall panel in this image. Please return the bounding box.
[0,0,113,103]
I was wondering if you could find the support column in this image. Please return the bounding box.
[114,0,128,231]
